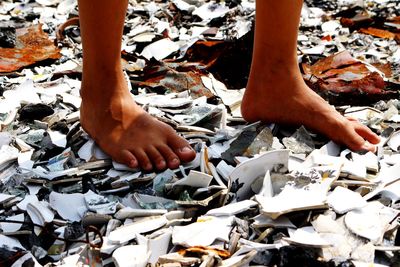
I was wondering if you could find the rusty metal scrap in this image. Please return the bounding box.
[0,24,61,73]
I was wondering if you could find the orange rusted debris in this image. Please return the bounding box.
[359,27,396,39]
[0,24,61,73]
[178,246,230,259]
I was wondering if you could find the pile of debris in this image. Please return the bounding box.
[0,0,399,266]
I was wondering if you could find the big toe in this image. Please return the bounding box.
[168,137,196,163]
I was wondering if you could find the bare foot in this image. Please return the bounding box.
[242,70,380,152]
[80,71,196,171]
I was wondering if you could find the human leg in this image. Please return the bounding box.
[242,0,380,151]
[78,0,195,171]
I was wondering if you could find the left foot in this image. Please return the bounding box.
[242,69,380,152]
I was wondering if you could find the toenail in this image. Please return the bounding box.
[179,146,193,153]
[129,160,136,167]
[158,160,166,167]
[171,158,179,164]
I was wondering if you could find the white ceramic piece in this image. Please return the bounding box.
[112,245,150,267]
[136,228,172,264]
[26,201,54,226]
[230,149,290,201]
[206,200,257,216]
[0,214,24,232]
[284,227,332,248]
[327,186,367,214]
[252,214,296,229]
[49,191,87,222]
[387,130,400,151]
[345,201,399,244]
[172,170,213,188]
[108,216,168,244]
[115,207,167,220]
[172,216,233,247]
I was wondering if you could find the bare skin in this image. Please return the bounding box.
[78,0,379,171]
[242,0,380,152]
[78,0,195,171]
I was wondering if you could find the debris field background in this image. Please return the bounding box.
[0,0,400,266]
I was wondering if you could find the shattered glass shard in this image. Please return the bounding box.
[0,24,61,73]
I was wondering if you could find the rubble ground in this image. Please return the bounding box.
[0,0,399,266]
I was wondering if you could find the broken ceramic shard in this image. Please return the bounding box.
[230,149,290,201]
[256,164,341,219]
[108,216,168,244]
[284,227,332,248]
[112,245,150,267]
[344,201,399,244]
[206,200,257,216]
[172,216,233,247]
[327,186,367,214]
[172,170,213,188]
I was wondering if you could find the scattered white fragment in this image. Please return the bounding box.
[136,228,172,264]
[345,201,399,244]
[327,186,367,214]
[0,214,24,232]
[230,150,290,201]
[141,38,180,61]
[252,214,296,229]
[387,130,400,151]
[172,216,233,247]
[112,245,150,267]
[17,194,39,211]
[206,200,257,216]
[193,2,230,21]
[173,170,213,188]
[108,216,168,244]
[115,207,167,220]
[49,192,87,222]
[77,139,95,162]
[284,227,332,248]
[26,201,54,226]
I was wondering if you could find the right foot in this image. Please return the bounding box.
[80,71,196,171]
[242,71,380,152]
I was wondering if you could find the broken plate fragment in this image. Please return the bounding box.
[172,216,233,247]
[284,227,332,248]
[49,191,87,222]
[230,149,289,201]
[327,186,367,214]
[256,164,341,219]
[344,201,399,244]
[108,216,168,244]
[112,245,150,267]
[206,199,257,216]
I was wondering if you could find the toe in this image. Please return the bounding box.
[341,123,376,152]
[115,149,138,168]
[119,149,138,168]
[146,147,167,171]
[333,120,366,152]
[157,145,181,169]
[168,136,196,163]
[133,149,153,171]
[352,122,380,145]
